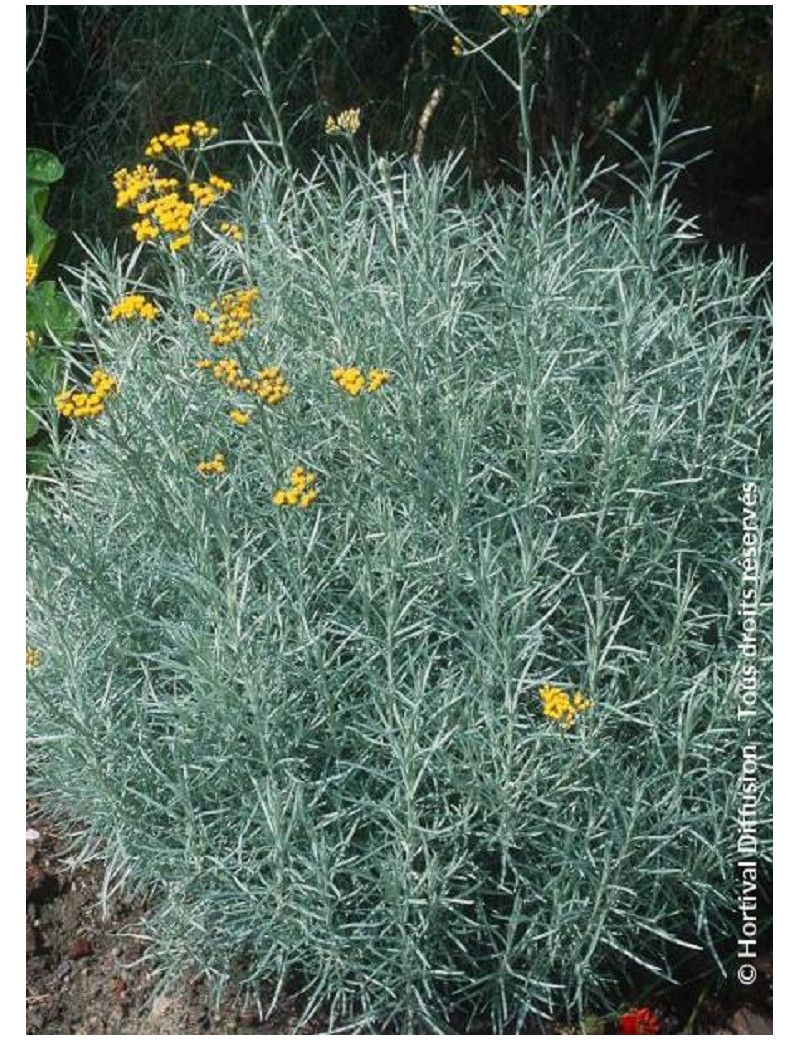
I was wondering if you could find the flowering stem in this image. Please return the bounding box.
[240,5,292,173]
[516,26,535,218]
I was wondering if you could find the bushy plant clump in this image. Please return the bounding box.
[27,137,772,1031]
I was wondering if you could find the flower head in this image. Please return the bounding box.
[194,288,259,347]
[325,108,361,136]
[539,683,593,730]
[273,467,318,508]
[109,294,160,322]
[368,368,391,392]
[197,453,227,476]
[332,366,391,396]
[144,121,218,157]
[26,255,38,288]
[55,369,118,420]
[498,4,533,17]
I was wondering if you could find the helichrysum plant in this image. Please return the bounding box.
[27,109,772,1033]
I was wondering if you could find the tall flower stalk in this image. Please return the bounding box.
[418,5,549,215]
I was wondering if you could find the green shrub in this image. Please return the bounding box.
[27,120,772,1032]
[26,147,80,471]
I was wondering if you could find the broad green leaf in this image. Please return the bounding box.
[26,184,57,269]
[26,147,64,185]
[27,345,61,385]
[26,281,80,343]
[27,180,50,219]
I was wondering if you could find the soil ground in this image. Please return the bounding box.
[26,804,772,1036]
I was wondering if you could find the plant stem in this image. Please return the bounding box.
[240,5,292,174]
[516,27,534,218]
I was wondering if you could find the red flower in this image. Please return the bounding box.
[618,1007,660,1034]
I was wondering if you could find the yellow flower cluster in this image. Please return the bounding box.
[325,108,361,136]
[26,646,42,669]
[193,288,259,347]
[188,175,233,208]
[145,121,218,157]
[220,221,244,241]
[133,191,194,244]
[451,35,464,57]
[196,357,291,405]
[539,684,593,730]
[272,466,318,508]
[498,5,533,16]
[26,330,38,351]
[332,366,391,396]
[112,165,182,210]
[197,452,227,476]
[55,369,118,420]
[108,294,159,322]
[26,255,38,288]
[498,3,548,17]
[113,124,232,251]
[229,408,251,426]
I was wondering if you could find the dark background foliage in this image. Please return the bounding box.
[26,5,771,268]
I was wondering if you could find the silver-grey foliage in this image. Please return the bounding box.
[27,133,772,1032]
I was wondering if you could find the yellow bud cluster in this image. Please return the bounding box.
[26,254,38,288]
[333,367,366,395]
[451,35,464,57]
[539,684,593,730]
[187,182,215,208]
[254,366,292,404]
[229,408,251,426]
[136,191,194,235]
[26,330,38,351]
[113,164,160,208]
[193,288,259,347]
[332,366,391,396]
[197,452,227,476]
[55,369,118,420]
[188,174,233,208]
[272,467,318,508]
[196,357,291,405]
[368,368,391,392]
[220,221,244,241]
[498,5,533,17]
[108,294,159,322]
[131,218,160,242]
[145,121,219,157]
[325,108,361,136]
[26,646,42,669]
[113,122,230,251]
